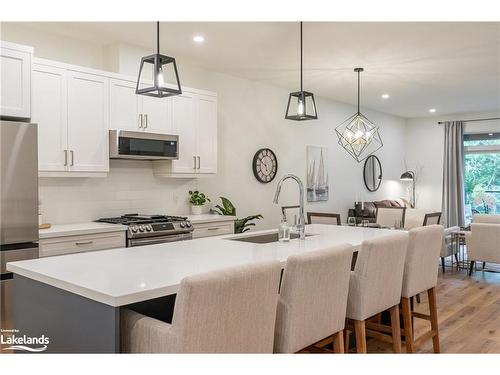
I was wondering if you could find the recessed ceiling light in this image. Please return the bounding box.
[489,133,494,136]
[381,94,390,99]
[429,108,436,113]
[193,35,205,43]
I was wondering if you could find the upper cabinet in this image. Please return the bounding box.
[109,78,172,134]
[32,59,109,176]
[0,41,33,119]
[153,91,218,177]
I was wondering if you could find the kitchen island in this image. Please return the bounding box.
[7,224,396,353]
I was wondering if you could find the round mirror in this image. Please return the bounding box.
[363,155,382,192]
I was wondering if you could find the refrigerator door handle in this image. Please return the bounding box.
[64,150,68,166]
[70,150,74,166]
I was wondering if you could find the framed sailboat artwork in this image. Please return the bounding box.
[306,145,329,202]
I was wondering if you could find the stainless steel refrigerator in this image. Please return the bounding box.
[0,120,39,332]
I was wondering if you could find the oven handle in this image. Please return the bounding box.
[128,233,192,247]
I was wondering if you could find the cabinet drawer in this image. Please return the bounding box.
[192,221,234,239]
[39,231,126,257]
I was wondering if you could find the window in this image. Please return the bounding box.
[463,132,500,224]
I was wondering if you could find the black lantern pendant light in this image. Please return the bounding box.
[136,22,182,98]
[334,68,383,162]
[285,22,318,121]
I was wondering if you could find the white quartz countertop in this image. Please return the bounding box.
[186,214,236,224]
[10,224,396,307]
[39,222,127,239]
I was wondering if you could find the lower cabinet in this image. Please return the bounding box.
[39,231,126,258]
[191,220,235,239]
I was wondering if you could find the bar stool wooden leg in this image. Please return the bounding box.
[333,331,345,353]
[402,297,414,353]
[389,305,402,353]
[427,287,441,353]
[344,329,350,353]
[353,320,367,354]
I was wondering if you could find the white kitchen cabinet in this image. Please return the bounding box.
[32,63,67,172]
[191,219,234,239]
[67,70,109,172]
[0,41,32,119]
[109,78,141,132]
[153,91,218,177]
[33,58,109,176]
[109,78,172,134]
[39,231,126,258]
[197,94,218,174]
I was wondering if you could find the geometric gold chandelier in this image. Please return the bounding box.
[335,68,383,162]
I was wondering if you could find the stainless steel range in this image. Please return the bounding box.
[96,214,193,247]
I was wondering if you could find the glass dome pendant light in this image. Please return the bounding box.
[285,22,318,121]
[334,68,383,162]
[136,21,182,98]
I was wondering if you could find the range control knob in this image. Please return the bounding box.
[146,225,152,232]
[179,221,186,228]
[138,225,145,232]
[186,221,192,228]
[130,225,138,233]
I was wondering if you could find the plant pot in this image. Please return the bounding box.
[191,205,204,215]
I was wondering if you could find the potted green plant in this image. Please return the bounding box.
[188,190,210,215]
[213,196,263,233]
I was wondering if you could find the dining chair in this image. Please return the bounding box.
[274,244,353,353]
[345,232,409,353]
[473,214,500,224]
[423,212,441,226]
[306,212,341,225]
[440,226,460,273]
[121,261,281,353]
[281,205,300,225]
[399,225,443,353]
[467,223,500,276]
[375,206,406,228]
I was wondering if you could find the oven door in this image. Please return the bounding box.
[109,130,179,160]
[128,233,192,247]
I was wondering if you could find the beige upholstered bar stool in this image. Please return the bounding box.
[274,244,353,353]
[345,232,409,353]
[399,225,443,353]
[121,261,281,353]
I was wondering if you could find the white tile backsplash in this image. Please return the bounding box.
[39,160,197,224]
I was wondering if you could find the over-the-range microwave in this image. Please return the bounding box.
[109,130,179,160]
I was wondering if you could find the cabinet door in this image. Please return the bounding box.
[109,78,141,131]
[66,71,109,172]
[171,93,197,173]
[32,64,68,172]
[1,46,31,118]
[197,95,218,174]
[141,95,172,134]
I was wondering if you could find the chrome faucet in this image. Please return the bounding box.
[273,174,306,240]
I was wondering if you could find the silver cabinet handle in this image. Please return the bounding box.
[64,150,68,166]
[197,156,201,170]
[70,150,74,166]
[144,114,148,128]
[193,156,197,169]
[138,114,143,128]
[207,227,220,231]
[75,240,93,246]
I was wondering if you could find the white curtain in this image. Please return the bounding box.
[442,121,465,227]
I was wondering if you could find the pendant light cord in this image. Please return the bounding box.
[300,21,303,93]
[357,69,360,114]
[157,21,160,55]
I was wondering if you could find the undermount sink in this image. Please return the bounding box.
[227,232,315,244]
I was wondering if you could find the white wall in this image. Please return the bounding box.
[405,110,500,211]
[2,24,408,228]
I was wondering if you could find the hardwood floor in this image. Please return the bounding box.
[365,266,500,353]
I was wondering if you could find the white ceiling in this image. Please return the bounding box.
[16,22,500,118]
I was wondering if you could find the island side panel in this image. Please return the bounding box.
[13,275,120,353]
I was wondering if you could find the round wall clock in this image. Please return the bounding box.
[252,148,278,183]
